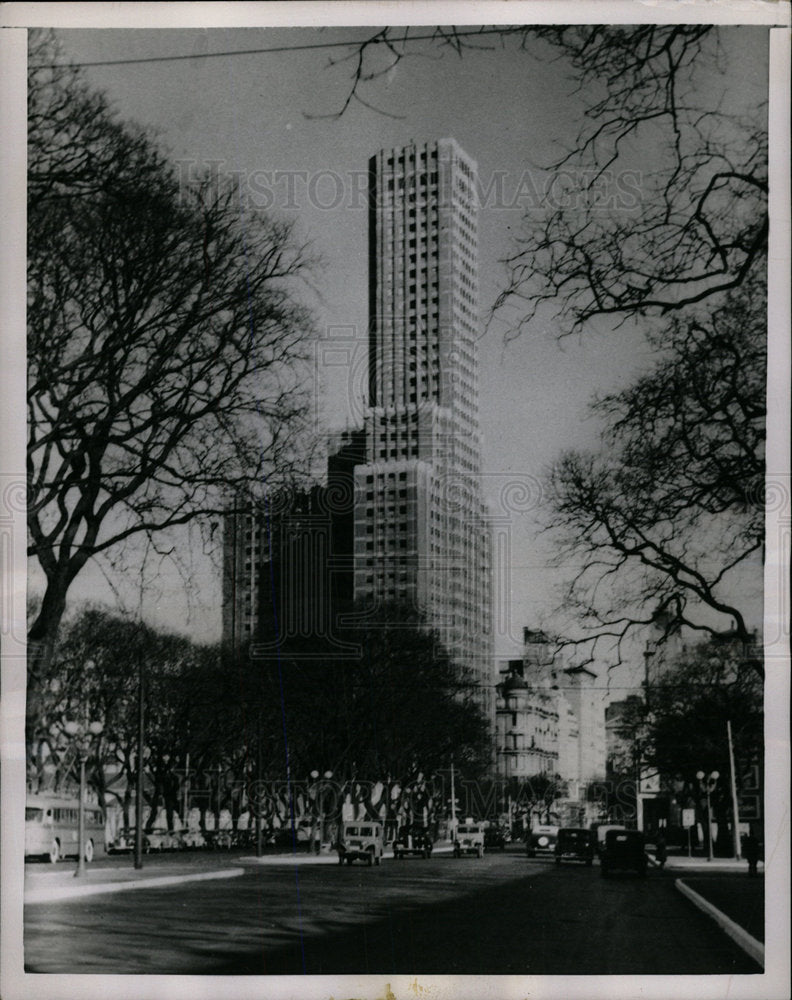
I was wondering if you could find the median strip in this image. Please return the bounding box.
[25,867,245,904]
[675,878,764,968]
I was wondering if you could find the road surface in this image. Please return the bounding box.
[24,847,761,975]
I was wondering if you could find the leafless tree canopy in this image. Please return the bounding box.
[27,31,315,687]
[547,274,765,668]
[318,24,767,667]
[319,25,766,334]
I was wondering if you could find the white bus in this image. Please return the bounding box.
[25,794,107,863]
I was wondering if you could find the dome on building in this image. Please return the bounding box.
[501,673,529,693]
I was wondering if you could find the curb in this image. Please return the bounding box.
[675,877,764,968]
[239,844,457,866]
[25,867,245,905]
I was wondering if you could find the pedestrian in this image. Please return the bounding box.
[742,831,760,877]
[655,832,667,869]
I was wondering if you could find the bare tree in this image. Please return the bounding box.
[314,25,767,666]
[546,274,765,670]
[315,25,766,332]
[27,32,315,694]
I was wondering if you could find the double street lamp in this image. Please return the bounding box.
[696,770,719,862]
[310,770,334,853]
[63,713,104,878]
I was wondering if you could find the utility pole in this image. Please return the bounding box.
[450,758,457,838]
[256,720,263,857]
[182,753,190,823]
[727,720,742,860]
[134,660,145,870]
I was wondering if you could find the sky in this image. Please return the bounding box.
[28,24,770,694]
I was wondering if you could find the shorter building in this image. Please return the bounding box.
[496,659,564,780]
[495,629,607,826]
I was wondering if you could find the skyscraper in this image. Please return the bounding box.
[352,138,493,713]
[223,138,494,717]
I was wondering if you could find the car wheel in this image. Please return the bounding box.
[375,855,381,866]
[555,857,561,866]
[84,839,94,863]
[49,839,60,864]
[366,851,373,867]
[346,856,353,865]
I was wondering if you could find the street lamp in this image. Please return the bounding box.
[696,770,720,862]
[310,770,334,853]
[63,712,104,878]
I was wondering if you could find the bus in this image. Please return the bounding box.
[25,794,107,863]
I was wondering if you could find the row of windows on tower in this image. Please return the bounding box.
[385,170,439,192]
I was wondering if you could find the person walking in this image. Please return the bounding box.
[742,830,761,877]
[655,831,667,869]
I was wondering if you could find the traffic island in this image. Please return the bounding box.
[676,875,764,968]
[25,865,245,904]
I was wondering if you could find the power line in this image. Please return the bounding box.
[32,27,528,70]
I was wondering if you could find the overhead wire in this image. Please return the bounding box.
[31,27,528,70]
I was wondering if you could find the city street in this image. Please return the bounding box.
[24,847,762,975]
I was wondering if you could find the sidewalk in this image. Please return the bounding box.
[648,851,764,874]
[24,861,245,904]
[240,842,457,866]
[647,854,765,968]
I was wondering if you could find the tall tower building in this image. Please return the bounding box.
[352,138,493,715]
[223,139,494,723]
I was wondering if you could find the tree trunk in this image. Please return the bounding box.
[26,577,71,737]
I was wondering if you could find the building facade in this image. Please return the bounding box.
[495,629,606,796]
[223,138,494,719]
[352,138,493,713]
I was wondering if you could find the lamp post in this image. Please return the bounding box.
[696,770,720,862]
[63,712,104,878]
[310,770,334,853]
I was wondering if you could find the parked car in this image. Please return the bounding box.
[337,821,384,866]
[181,829,207,850]
[592,824,627,857]
[600,829,647,877]
[106,826,138,854]
[393,824,433,859]
[526,825,559,858]
[144,828,182,852]
[206,828,234,850]
[453,823,485,857]
[555,827,595,866]
[484,824,508,850]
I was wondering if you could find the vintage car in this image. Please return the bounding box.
[106,826,137,855]
[592,824,627,857]
[453,823,485,858]
[555,827,595,866]
[144,828,184,852]
[526,824,559,858]
[484,824,508,850]
[392,824,434,859]
[600,829,647,877]
[337,821,384,866]
[181,828,207,849]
